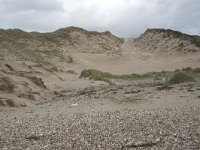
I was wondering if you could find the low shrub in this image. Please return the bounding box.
[174,69,181,72]
[80,69,113,84]
[182,67,192,72]
[192,67,200,73]
[169,72,195,84]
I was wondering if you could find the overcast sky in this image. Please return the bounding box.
[0,0,200,37]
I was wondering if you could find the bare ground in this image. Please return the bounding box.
[1,80,200,149]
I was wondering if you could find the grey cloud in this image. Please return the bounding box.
[0,0,63,12]
[0,0,199,37]
[0,0,64,31]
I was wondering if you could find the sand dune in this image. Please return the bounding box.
[0,27,200,105]
[0,27,200,149]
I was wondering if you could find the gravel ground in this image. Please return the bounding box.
[1,106,200,150]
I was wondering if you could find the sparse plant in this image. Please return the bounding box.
[182,67,192,72]
[169,72,195,84]
[80,68,200,84]
[49,66,59,72]
[66,70,77,74]
[178,42,184,48]
[6,99,16,107]
[0,77,15,92]
[5,64,14,71]
[80,69,158,83]
[174,69,181,72]
[192,67,200,73]
[153,76,163,83]
[18,93,36,101]
[161,70,166,74]
[26,76,46,89]
[80,69,113,84]
[66,55,73,63]
[0,99,5,106]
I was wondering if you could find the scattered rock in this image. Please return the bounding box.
[122,140,159,149]
[71,103,78,107]
[124,90,141,94]
[26,135,40,141]
[187,89,194,92]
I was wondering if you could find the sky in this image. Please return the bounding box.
[0,0,200,37]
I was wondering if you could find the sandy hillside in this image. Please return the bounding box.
[0,27,200,149]
[0,27,200,106]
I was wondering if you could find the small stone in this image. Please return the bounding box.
[54,143,63,147]
[25,135,40,140]
[71,103,78,107]
[155,137,161,142]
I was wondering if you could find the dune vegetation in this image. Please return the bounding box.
[169,72,195,84]
[80,67,200,84]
